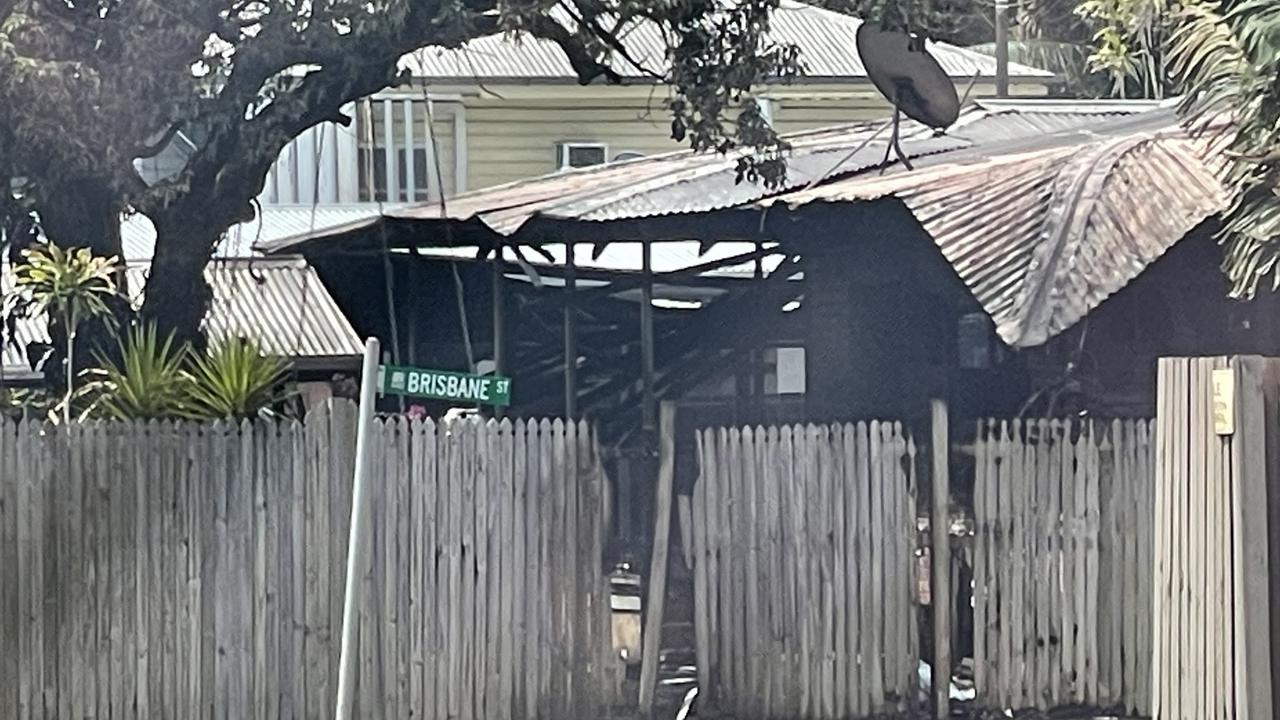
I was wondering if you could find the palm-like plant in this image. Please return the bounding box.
[12,244,119,422]
[186,336,288,420]
[960,0,1162,98]
[79,324,195,421]
[1077,0,1176,98]
[1169,0,1280,295]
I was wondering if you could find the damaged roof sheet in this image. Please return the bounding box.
[769,109,1229,347]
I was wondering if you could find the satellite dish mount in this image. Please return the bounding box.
[856,23,961,171]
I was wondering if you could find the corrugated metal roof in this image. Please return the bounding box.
[259,99,1156,252]
[400,0,1051,81]
[2,257,362,380]
[770,116,1229,347]
[948,99,1164,144]
[469,128,966,234]
[125,258,364,360]
[121,205,403,261]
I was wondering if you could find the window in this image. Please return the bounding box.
[357,99,432,203]
[612,150,645,163]
[557,142,608,170]
[764,347,806,395]
[358,145,429,202]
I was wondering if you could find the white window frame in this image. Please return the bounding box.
[557,142,609,171]
[355,98,434,204]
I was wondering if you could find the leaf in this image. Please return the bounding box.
[185,336,289,420]
[78,323,196,421]
[1170,0,1280,294]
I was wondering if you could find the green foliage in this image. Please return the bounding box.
[1168,0,1280,294]
[0,0,810,347]
[12,244,118,331]
[79,324,194,421]
[11,242,120,422]
[186,337,289,420]
[808,0,989,44]
[77,325,289,422]
[1076,0,1176,97]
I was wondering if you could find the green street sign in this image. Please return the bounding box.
[378,365,512,406]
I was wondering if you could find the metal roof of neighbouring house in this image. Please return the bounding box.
[399,0,1053,83]
[120,204,406,261]
[2,257,363,381]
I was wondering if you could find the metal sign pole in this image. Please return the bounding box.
[334,337,381,720]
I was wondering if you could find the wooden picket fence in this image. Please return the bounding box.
[690,422,920,719]
[971,418,1154,715]
[0,402,616,720]
[1152,356,1280,720]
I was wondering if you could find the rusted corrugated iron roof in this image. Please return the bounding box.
[400,0,1051,82]
[2,257,362,381]
[769,112,1229,347]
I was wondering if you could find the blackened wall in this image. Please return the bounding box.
[776,201,1031,425]
[779,206,1280,425]
[1030,225,1280,418]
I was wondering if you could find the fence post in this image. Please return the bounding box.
[639,402,677,715]
[931,399,951,720]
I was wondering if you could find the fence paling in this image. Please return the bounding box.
[691,421,918,720]
[971,418,1154,716]
[1150,357,1280,720]
[0,403,614,720]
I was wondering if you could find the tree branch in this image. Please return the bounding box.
[132,121,186,160]
[553,0,663,80]
[524,11,623,84]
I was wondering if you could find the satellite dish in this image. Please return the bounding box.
[857,24,960,130]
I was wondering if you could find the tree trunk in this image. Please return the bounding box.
[35,178,125,260]
[138,210,222,350]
